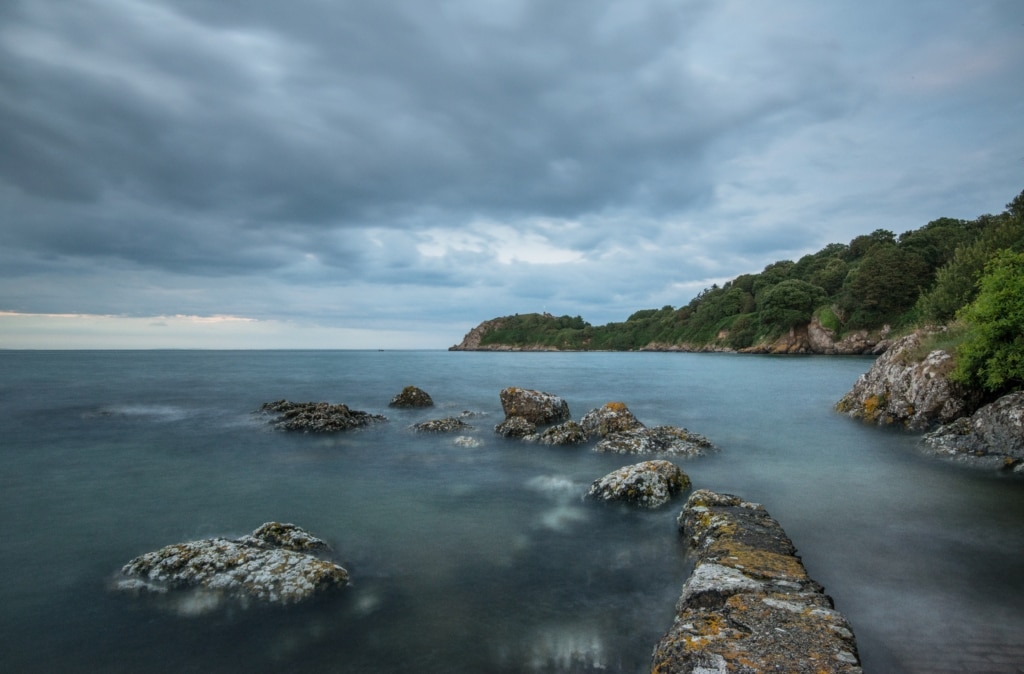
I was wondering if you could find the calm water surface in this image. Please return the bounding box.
[0,350,1021,673]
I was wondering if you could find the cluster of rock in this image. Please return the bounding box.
[112,523,349,615]
[834,329,1023,470]
[652,490,862,673]
[834,331,974,430]
[260,400,387,432]
[494,389,715,457]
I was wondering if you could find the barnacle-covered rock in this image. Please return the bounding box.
[260,400,386,432]
[388,385,434,407]
[586,460,690,509]
[413,416,473,433]
[113,523,349,616]
[498,387,571,425]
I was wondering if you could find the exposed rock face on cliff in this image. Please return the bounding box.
[260,400,387,432]
[388,385,434,407]
[587,460,690,509]
[834,331,975,431]
[652,490,862,673]
[923,391,1024,471]
[113,523,350,615]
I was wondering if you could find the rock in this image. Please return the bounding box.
[113,523,349,615]
[413,417,473,433]
[922,391,1024,470]
[594,426,714,456]
[494,415,537,438]
[586,460,691,509]
[537,420,588,445]
[652,490,862,673]
[498,387,571,425]
[388,385,434,407]
[834,331,976,430]
[579,402,645,438]
[260,400,387,432]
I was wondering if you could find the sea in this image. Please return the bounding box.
[1,350,1022,673]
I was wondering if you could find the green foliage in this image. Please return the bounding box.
[952,251,1024,393]
[467,188,1024,355]
[757,280,827,330]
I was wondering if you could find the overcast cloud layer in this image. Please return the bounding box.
[2,0,1023,348]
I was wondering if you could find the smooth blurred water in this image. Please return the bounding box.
[0,350,1021,673]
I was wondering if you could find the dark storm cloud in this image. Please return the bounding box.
[1,0,1022,346]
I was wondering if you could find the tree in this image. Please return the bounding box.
[757,279,827,330]
[953,251,1024,394]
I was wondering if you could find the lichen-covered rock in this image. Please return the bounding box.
[413,416,472,433]
[388,385,434,407]
[113,523,349,615]
[834,331,976,430]
[498,387,571,425]
[594,426,714,456]
[652,490,861,673]
[587,460,691,509]
[579,402,645,438]
[494,415,537,438]
[260,400,387,432]
[537,420,588,445]
[922,391,1024,471]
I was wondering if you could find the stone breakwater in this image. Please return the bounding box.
[652,490,862,673]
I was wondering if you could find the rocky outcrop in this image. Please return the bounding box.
[923,391,1024,471]
[834,331,976,430]
[494,415,537,438]
[389,385,434,407]
[537,420,588,445]
[587,460,691,509]
[498,387,571,425]
[260,400,387,432]
[113,523,349,615]
[652,490,861,673]
[581,402,715,456]
[413,416,473,433]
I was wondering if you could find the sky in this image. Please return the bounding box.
[1,0,1023,349]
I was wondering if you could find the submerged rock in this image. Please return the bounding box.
[413,416,473,433]
[260,400,386,433]
[537,420,588,446]
[652,490,861,673]
[495,415,537,438]
[113,523,349,615]
[388,385,434,407]
[498,387,571,426]
[587,460,690,509]
[923,391,1024,471]
[834,331,976,430]
[594,426,714,456]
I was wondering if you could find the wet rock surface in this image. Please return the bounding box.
[113,523,350,615]
[834,331,975,430]
[923,391,1024,471]
[494,415,537,438]
[652,490,862,673]
[595,425,714,456]
[498,387,571,425]
[587,460,691,509]
[537,420,588,445]
[388,385,434,407]
[260,400,387,432]
[413,416,473,433]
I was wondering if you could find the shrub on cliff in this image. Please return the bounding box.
[952,250,1024,394]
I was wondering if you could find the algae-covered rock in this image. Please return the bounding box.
[113,523,349,615]
[652,490,861,673]
[834,331,975,430]
[498,387,571,426]
[587,460,690,509]
[388,385,434,407]
[579,402,645,438]
[260,400,387,432]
